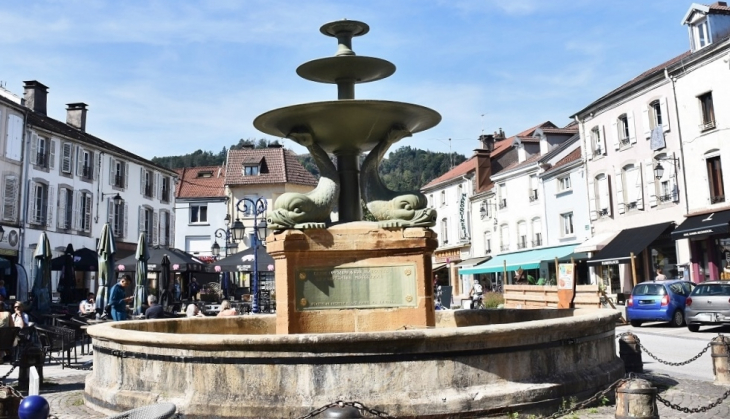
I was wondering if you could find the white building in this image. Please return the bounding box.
[19,81,177,297]
[669,2,730,282]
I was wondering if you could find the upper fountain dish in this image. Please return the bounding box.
[256,19,440,227]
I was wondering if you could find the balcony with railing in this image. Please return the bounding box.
[498,199,507,210]
[700,120,716,131]
[598,208,609,217]
[529,189,538,202]
[113,174,124,188]
[626,201,638,211]
[711,194,725,204]
[658,193,675,203]
[161,188,170,203]
[619,136,631,147]
[144,184,153,198]
[532,236,542,247]
[516,237,527,249]
[500,244,510,252]
[82,165,92,180]
[36,152,47,168]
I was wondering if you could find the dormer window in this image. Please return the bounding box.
[197,171,213,178]
[693,18,710,50]
[244,165,259,176]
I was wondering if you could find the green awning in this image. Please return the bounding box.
[458,244,576,275]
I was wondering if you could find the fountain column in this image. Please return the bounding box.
[336,153,362,222]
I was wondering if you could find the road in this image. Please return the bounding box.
[617,321,730,381]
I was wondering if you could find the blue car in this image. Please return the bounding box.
[626,280,695,327]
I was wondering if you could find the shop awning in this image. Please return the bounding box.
[433,263,448,272]
[558,252,589,263]
[458,244,575,275]
[455,256,491,268]
[574,232,618,253]
[587,222,674,266]
[671,210,730,239]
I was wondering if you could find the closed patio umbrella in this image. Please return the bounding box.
[96,223,116,313]
[132,233,149,316]
[60,243,76,304]
[31,232,52,314]
[51,247,99,272]
[159,255,171,311]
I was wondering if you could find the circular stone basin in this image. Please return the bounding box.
[84,308,623,418]
[253,100,442,155]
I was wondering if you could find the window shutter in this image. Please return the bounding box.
[628,112,637,144]
[62,143,72,173]
[73,191,81,230]
[123,203,128,239]
[670,158,679,202]
[46,185,54,227]
[635,164,644,210]
[90,152,96,180]
[615,169,625,214]
[57,188,67,228]
[159,211,167,246]
[601,126,608,155]
[661,97,670,132]
[170,211,175,248]
[107,198,114,224]
[28,182,37,224]
[642,106,651,139]
[124,162,129,189]
[587,179,597,221]
[156,172,162,199]
[152,211,159,246]
[76,146,84,176]
[138,206,144,237]
[109,157,115,185]
[30,134,38,164]
[140,168,145,195]
[49,139,56,169]
[84,194,92,232]
[611,120,620,150]
[2,175,17,222]
[645,159,657,207]
[585,132,593,160]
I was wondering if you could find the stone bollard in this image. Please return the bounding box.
[321,405,363,418]
[711,335,730,385]
[615,378,659,419]
[17,346,44,393]
[619,334,643,373]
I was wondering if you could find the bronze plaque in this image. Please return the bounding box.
[296,263,418,310]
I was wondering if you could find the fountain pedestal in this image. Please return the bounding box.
[268,223,438,334]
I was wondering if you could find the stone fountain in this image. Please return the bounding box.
[84,20,623,418]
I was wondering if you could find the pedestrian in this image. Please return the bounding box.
[145,295,164,319]
[655,268,667,281]
[174,277,182,301]
[109,275,134,321]
[189,277,201,301]
[469,279,484,309]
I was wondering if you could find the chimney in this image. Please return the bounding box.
[479,134,495,153]
[494,128,505,141]
[474,136,493,194]
[23,80,48,115]
[66,102,88,132]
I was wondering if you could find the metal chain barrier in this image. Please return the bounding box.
[617,332,712,366]
[0,364,17,382]
[297,400,393,418]
[542,377,628,419]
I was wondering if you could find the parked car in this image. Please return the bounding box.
[685,281,730,332]
[626,280,695,327]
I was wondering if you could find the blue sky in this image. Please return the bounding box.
[0,0,695,159]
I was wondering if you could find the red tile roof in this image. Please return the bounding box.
[710,2,730,14]
[422,156,476,189]
[543,147,582,176]
[225,148,317,187]
[497,153,543,174]
[175,166,226,199]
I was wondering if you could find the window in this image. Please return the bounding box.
[532,218,542,247]
[76,148,93,180]
[141,169,154,198]
[484,233,492,255]
[108,198,126,239]
[557,175,571,192]
[617,114,630,146]
[31,135,54,169]
[244,165,259,176]
[159,210,171,246]
[57,187,74,229]
[28,182,50,226]
[160,176,171,203]
[529,175,538,202]
[139,207,156,245]
[498,183,507,209]
[617,164,643,213]
[440,190,446,206]
[699,92,715,130]
[500,224,509,252]
[440,218,448,244]
[646,155,678,206]
[561,212,574,236]
[707,156,725,204]
[2,175,18,222]
[517,221,527,249]
[78,192,92,233]
[693,18,710,50]
[61,143,73,174]
[588,174,612,220]
[650,100,663,129]
[190,204,208,224]
[429,194,434,208]
[109,158,127,188]
[590,126,604,156]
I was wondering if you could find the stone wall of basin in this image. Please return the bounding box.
[84,308,624,418]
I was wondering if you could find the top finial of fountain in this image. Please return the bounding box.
[320,19,370,56]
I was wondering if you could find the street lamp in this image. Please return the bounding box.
[101,192,123,236]
[235,197,268,314]
[212,214,237,258]
[653,162,664,180]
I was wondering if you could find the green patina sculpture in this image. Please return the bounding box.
[266,128,339,229]
[255,20,441,230]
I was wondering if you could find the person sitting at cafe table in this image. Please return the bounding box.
[79,292,95,317]
[109,275,134,321]
[11,302,30,328]
[145,295,164,319]
[186,304,204,318]
[217,300,237,317]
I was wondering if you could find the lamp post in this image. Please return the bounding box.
[234,197,268,314]
[211,215,236,259]
[101,192,123,235]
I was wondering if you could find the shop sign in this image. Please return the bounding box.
[459,193,469,240]
[682,229,715,237]
[601,260,620,265]
[0,228,19,256]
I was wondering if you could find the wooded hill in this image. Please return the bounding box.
[152,140,467,192]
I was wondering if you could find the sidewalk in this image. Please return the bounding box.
[4,354,730,418]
